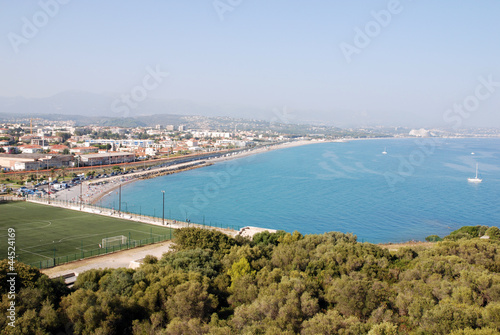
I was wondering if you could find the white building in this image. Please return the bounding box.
[192,131,233,138]
[79,152,135,166]
[215,140,253,148]
[409,128,431,137]
[186,139,199,147]
[85,139,154,149]
[145,147,157,156]
[0,154,73,171]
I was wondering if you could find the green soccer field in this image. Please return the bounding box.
[0,201,174,268]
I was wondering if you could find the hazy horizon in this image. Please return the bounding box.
[1,1,499,128]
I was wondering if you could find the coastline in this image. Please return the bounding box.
[89,161,213,205]
[54,140,327,206]
[53,161,212,205]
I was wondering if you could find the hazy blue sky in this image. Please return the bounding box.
[1,1,499,127]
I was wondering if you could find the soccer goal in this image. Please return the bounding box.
[101,235,127,248]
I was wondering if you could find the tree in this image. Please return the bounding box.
[0,260,42,294]
[160,249,221,278]
[227,257,255,290]
[2,228,500,334]
[449,328,500,335]
[419,302,482,334]
[485,226,500,240]
[368,322,398,335]
[59,166,67,180]
[301,310,369,335]
[426,235,443,242]
[173,228,236,255]
[325,275,391,319]
[253,230,287,246]
[165,280,218,321]
[56,132,71,142]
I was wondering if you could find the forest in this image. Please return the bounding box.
[1,225,499,334]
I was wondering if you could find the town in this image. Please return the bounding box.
[1,115,499,196]
[0,115,386,174]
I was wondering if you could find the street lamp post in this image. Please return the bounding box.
[79,182,82,210]
[118,184,121,215]
[161,190,165,226]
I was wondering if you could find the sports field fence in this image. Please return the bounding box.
[25,195,242,232]
[25,232,170,269]
[18,195,241,269]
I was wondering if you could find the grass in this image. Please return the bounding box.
[0,201,174,267]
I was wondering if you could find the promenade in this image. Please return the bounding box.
[52,140,321,206]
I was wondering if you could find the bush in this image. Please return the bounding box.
[173,228,236,255]
[449,226,482,238]
[5,229,500,334]
[425,235,443,242]
[445,232,473,241]
[160,249,221,278]
[485,226,500,240]
[143,255,158,264]
[252,230,287,246]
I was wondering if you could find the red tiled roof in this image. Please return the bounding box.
[20,145,42,149]
[50,145,69,149]
[71,147,97,150]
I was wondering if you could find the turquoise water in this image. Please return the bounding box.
[101,138,500,243]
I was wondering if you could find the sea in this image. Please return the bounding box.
[100,138,500,243]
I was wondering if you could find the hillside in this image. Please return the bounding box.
[1,227,499,334]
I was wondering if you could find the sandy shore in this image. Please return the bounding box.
[53,161,211,205]
[36,140,327,277]
[53,140,326,206]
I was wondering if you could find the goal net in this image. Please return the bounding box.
[101,235,127,248]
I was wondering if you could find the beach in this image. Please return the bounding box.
[53,140,325,206]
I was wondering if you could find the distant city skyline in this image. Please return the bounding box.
[1,1,499,128]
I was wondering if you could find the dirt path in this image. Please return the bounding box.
[41,240,174,278]
[378,241,434,252]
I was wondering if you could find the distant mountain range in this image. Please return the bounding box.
[0,91,352,127]
[0,91,280,120]
[0,91,461,128]
[0,91,286,129]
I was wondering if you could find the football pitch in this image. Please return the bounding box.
[0,201,174,268]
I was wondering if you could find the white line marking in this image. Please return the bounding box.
[4,204,26,209]
[19,248,52,260]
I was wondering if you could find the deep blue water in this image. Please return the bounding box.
[101,138,500,243]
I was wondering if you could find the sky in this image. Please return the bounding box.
[0,1,499,127]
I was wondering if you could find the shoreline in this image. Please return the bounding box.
[52,161,209,205]
[53,136,420,214]
[60,135,500,206]
[55,140,327,206]
[90,161,213,205]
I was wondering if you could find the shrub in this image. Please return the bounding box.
[425,235,443,242]
[173,228,236,255]
[485,226,500,240]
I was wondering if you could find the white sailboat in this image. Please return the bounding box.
[468,163,482,183]
[382,147,387,155]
